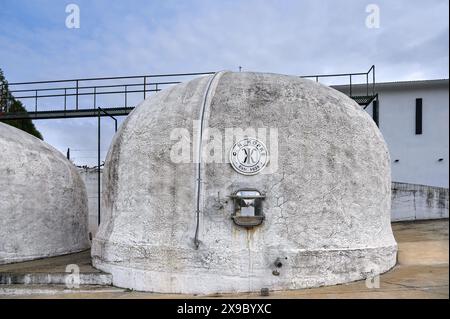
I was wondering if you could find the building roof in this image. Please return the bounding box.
[332,78,449,91]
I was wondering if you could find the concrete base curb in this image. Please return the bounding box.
[0,272,112,285]
[0,285,123,296]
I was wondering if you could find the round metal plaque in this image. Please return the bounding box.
[229,137,269,175]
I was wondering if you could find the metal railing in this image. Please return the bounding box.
[300,65,376,102]
[0,66,377,120]
[0,72,215,118]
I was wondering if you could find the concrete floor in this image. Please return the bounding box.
[0,219,448,299]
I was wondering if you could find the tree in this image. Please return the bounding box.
[0,68,43,140]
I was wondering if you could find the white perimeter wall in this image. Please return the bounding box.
[78,168,102,237]
[391,182,448,221]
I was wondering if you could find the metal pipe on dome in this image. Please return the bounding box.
[193,71,221,249]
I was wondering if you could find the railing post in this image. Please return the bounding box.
[35,90,38,113]
[349,74,352,97]
[76,80,79,110]
[143,76,147,99]
[94,87,96,109]
[124,85,127,107]
[372,65,376,96]
[64,88,67,114]
[366,73,369,96]
[4,85,6,111]
[1,83,5,112]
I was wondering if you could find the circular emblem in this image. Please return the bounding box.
[229,138,269,175]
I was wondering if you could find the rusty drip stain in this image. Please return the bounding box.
[247,228,253,292]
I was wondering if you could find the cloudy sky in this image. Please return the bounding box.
[0,0,448,165]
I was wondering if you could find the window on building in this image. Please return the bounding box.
[416,98,423,135]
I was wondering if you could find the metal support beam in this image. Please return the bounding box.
[97,109,101,226]
[97,107,118,226]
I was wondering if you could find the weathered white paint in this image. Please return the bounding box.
[335,80,449,188]
[92,72,397,294]
[0,122,90,265]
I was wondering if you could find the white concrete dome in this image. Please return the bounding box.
[0,122,89,264]
[92,72,397,294]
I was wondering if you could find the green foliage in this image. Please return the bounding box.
[0,68,43,140]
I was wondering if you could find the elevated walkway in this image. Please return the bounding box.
[1,67,377,121]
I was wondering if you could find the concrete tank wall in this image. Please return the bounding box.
[92,72,397,294]
[0,122,90,265]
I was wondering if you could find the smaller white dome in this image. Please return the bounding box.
[0,122,90,264]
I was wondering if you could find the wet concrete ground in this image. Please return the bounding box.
[0,219,448,299]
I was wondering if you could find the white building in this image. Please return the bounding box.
[336,79,449,188]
